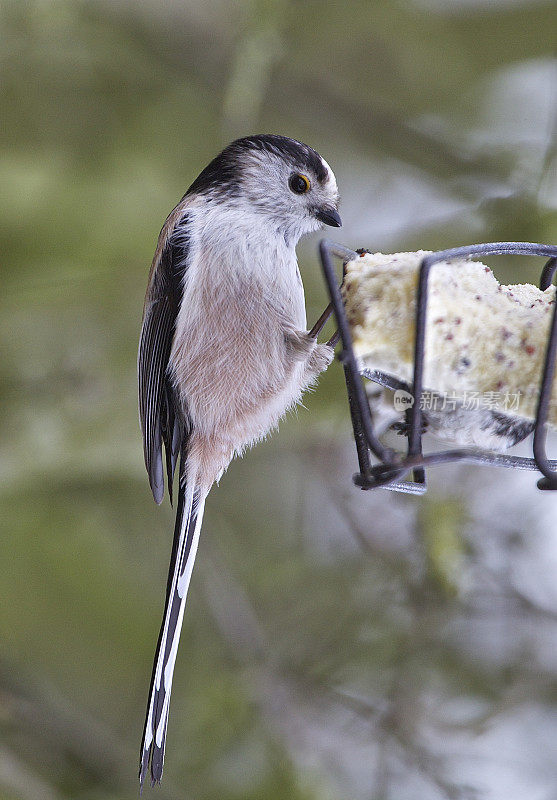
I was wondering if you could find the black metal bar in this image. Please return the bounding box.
[540,256,557,291]
[406,254,431,486]
[417,242,557,262]
[533,256,557,487]
[343,361,374,480]
[319,240,398,468]
[355,446,557,489]
[319,241,424,493]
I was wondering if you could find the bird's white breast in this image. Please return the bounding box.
[168,200,308,474]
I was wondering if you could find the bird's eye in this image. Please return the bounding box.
[289,173,311,194]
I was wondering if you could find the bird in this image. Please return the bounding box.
[138,134,341,786]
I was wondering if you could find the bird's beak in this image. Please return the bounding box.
[315,205,342,227]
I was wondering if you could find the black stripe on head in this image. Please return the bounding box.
[185,134,329,197]
[236,135,329,183]
[185,149,241,197]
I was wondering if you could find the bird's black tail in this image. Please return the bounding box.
[139,477,205,787]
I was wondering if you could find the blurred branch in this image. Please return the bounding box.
[200,529,478,800]
[222,0,291,137]
[0,746,61,800]
[534,57,557,200]
[269,72,508,190]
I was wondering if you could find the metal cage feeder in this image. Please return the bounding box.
[313,240,557,495]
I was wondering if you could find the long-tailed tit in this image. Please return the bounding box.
[138,135,341,786]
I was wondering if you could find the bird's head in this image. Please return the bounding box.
[187,134,341,246]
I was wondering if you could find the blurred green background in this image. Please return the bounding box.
[1,1,557,798]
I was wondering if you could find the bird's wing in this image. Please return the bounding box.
[138,201,191,504]
[139,199,206,786]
